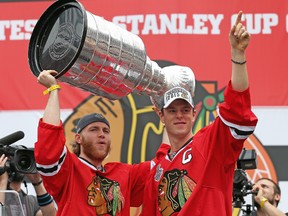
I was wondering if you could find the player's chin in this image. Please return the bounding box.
[102,150,110,158]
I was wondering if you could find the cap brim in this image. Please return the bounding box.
[163,97,194,109]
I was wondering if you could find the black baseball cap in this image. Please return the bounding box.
[76,113,110,133]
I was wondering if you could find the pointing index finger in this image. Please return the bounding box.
[234,11,243,26]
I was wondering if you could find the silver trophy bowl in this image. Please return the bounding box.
[28,0,195,106]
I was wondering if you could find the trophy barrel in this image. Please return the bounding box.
[28,0,165,99]
[28,0,195,102]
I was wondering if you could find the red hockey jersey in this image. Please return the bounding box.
[34,121,168,216]
[141,82,258,216]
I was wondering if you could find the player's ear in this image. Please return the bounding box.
[152,106,162,118]
[75,133,81,144]
[274,193,281,204]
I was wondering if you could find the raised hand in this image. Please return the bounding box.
[229,11,250,52]
[37,70,58,88]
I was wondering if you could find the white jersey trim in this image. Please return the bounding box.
[36,146,67,177]
[217,108,256,139]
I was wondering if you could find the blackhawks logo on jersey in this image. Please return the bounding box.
[87,175,125,216]
[158,169,196,216]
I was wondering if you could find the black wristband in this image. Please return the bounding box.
[32,179,43,186]
[37,193,53,206]
[231,59,247,65]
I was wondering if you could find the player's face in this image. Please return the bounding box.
[161,99,194,140]
[79,122,111,161]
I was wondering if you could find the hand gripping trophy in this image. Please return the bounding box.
[28,0,195,107]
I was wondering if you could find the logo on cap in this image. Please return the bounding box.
[163,87,193,109]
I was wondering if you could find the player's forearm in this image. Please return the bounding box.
[231,48,249,92]
[43,90,61,126]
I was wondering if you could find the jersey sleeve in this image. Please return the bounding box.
[34,119,73,201]
[218,81,258,139]
[129,143,170,206]
[197,81,258,167]
[34,119,66,164]
[129,162,150,207]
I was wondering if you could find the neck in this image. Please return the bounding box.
[169,134,193,152]
[79,155,103,168]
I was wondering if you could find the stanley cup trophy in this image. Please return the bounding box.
[28,0,195,108]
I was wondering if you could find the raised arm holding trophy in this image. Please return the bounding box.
[28,0,194,101]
